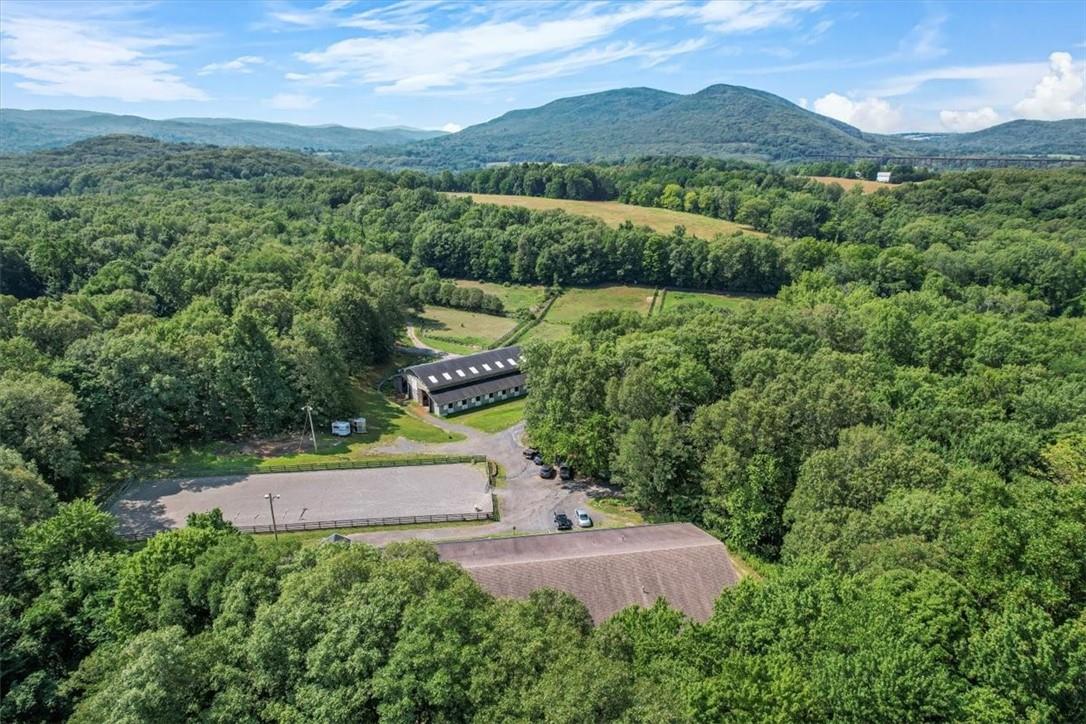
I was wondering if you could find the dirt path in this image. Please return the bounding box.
[347,415,618,545]
[404,324,459,358]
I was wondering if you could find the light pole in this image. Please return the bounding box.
[264,493,281,541]
[302,404,317,451]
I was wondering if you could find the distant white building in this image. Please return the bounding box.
[876,171,892,183]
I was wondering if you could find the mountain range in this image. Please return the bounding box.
[0,109,445,154]
[3,84,1084,167]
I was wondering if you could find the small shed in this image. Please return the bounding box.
[330,420,351,436]
[876,171,892,183]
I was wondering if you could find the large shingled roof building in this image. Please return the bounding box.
[436,523,740,622]
[403,346,525,417]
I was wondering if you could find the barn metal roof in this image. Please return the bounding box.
[429,373,526,406]
[436,523,740,623]
[405,346,523,392]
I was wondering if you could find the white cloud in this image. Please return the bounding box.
[198,55,265,76]
[897,13,947,61]
[813,92,904,132]
[696,1,824,34]
[295,4,698,94]
[0,15,207,102]
[266,93,319,110]
[441,122,462,133]
[1014,51,1086,120]
[939,107,1001,132]
[797,97,808,109]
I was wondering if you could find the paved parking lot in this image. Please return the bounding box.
[111,463,491,537]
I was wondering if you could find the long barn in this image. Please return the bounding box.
[403,346,526,417]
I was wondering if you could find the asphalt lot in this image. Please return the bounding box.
[111,463,491,537]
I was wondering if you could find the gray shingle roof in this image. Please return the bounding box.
[405,346,523,392]
[430,373,526,406]
[436,523,740,622]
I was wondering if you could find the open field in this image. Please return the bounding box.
[520,320,571,343]
[545,285,653,323]
[454,280,545,313]
[452,397,527,433]
[520,285,653,343]
[805,176,892,193]
[415,305,517,354]
[111,463,492,537]
[446,192,761,238]
[659,289,766,313]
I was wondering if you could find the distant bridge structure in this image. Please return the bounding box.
[797,154,1086,169]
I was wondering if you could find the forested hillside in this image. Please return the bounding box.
[345,84,1086,170]
[1,137,1084,721]
[0,108,445,154]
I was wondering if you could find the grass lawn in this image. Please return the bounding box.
[135,382,463,480]
[659,289,765,313]
[587,497,647,528]
[454,280,546,313]
[446,192,762,239]
[451,397,527,433]
[414,305,516,354]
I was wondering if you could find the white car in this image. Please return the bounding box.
[574,508,593,528]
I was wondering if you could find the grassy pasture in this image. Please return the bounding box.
[659,289,764,313]
[520,285,653,344]
[454,280,545,313]
[415,305,517,354]
[445,192,761,239]
[544,285,653,323]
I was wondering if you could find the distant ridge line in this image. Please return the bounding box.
[798,153,1086,169]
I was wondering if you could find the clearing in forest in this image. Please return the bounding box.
[805,176,894,193]
[658,289,765,313]
[445,192,761,239]
[454,280,546,313]
[521,285,654,343]
[414,305,517,354]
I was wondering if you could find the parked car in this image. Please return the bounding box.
[574,508,593,528]
[539,464,556,479]
[522,447,539,459]
[553,512,573,530]
[558,463,573,481]
[531,452,544,465]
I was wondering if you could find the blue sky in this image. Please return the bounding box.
[1,1,1083,133]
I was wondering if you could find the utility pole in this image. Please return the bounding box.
[302,404,317,451]
[264,493,281,541]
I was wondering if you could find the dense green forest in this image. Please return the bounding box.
[2,137,1084,721]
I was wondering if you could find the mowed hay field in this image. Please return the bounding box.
[415,305,516,354]
[805,176,893,194]
[659,289,764,313]
[445,192,761,239]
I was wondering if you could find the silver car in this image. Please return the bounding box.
[574,508,593,528]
